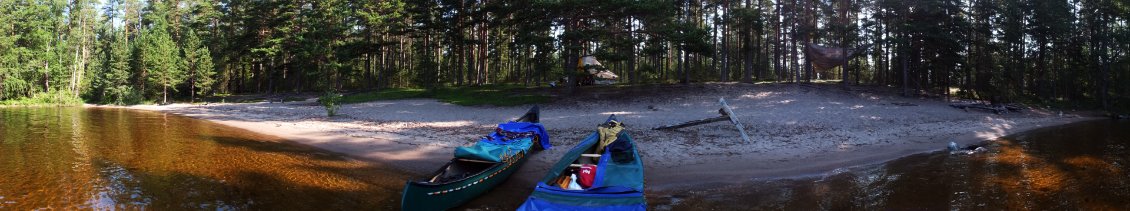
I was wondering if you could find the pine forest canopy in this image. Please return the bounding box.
[0,0,1127,110]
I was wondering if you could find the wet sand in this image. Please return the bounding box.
[120,83,1095,209]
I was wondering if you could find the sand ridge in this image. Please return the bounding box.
[124,83,1091,190]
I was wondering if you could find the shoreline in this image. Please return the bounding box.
[645,115,1091,190]
[110,83,1096,192]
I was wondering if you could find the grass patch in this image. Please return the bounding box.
[281,96,308,102]
[203,94,311,104]
[341,85,551,106]
[340,88,430,103]
[1,91,84,106]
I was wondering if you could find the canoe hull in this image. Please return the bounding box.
[401,150,529,210]
[518,118,646,211]
[521,188,646,210]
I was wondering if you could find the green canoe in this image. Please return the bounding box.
[401,106,550,210]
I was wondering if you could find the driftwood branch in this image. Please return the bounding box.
[720,98,752,143]
[653,98,752,143]
[652,116,729,130]
[949,103,1023,114]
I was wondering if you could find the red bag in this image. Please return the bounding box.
[577,164,597,188]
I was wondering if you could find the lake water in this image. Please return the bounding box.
[0,107,409,210]
[651,119,1130,210]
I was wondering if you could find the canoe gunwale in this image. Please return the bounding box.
[401,106,546,210]
[402,149,531,210]
[407,105,543,187]
[518,114,647,210]
[408,158,504,187]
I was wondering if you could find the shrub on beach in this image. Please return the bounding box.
[319,91,343,116]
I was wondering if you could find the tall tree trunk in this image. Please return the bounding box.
[680,47,689,84]
[713,9,720,81]
[268,58,275,94]
[775,0,783,82]
[628,17,638,84]
[44,61,50,92]
[480,17,489,85]
[564,19,579,94]
[256,61,263,93]
[721,1,730,82]
[840,0,849,88]
[743,27,753,83]
[902,37,910,96]
[790,1,799,83]
[366,34,374,88]
[803,0,814,82]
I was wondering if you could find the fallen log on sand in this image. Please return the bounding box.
[949,103,1024,114]
[654,98,752,143]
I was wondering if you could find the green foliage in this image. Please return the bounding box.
[88,24,140,105]
[138,2,185,104]
[0,90,83,106]
[340,88,428,103]
[413,58,440,91]
[431,86,551,107]
[0,0,67,101]
[0,0,1127,112]
[319,91,343,116]
[181,30,215,101]
[340,85,551,107]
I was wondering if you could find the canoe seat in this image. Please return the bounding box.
[456,158,498,164]
[567,154,603,168]
[429,159,497,183]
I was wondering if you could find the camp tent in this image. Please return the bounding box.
[579,56,618,85]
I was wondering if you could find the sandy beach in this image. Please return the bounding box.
[123,83,1093,191]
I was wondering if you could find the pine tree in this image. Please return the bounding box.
[182,30,214,102]
[86,0,138,104]
[65,0,100,97]
[139,2,185,104]
[108,31,139,104]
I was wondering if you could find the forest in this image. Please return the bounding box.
[0,0,1127,110]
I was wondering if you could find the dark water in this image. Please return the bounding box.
[0,107,409,210]
[651,119,1130,210]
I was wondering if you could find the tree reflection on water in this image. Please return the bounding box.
[0,107,410,210]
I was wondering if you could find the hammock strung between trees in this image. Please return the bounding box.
[804,43,872,71]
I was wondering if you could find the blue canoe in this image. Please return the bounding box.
[518,115,646,211]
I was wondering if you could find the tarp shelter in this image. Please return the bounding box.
[579,56,619,83]
[805,43,870,71]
